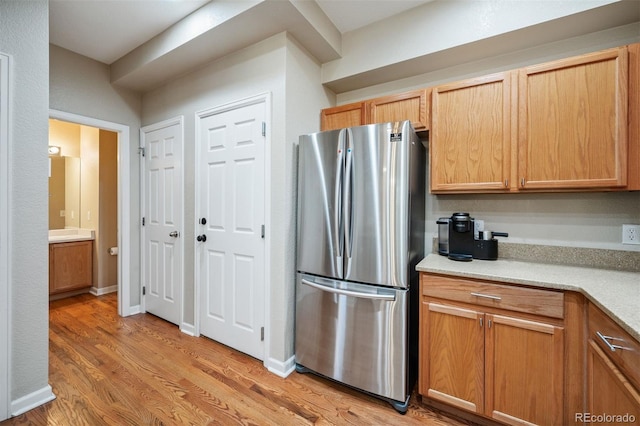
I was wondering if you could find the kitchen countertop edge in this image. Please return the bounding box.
[417,253,640,342]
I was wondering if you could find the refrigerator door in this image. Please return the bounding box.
[297,129,345,279]
[294,273,409,403]
[344,121,412,288]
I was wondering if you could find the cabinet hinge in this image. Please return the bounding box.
[261,122,266,137]
[261,224,265,239]
[142,286,146,296]
[138,147,145,157]
[142,217,145,226]
[261,327,264,341]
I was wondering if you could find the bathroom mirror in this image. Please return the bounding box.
[49,156,81,230]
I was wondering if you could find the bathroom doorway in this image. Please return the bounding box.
[49,119,118,297]
[49,110,132,316]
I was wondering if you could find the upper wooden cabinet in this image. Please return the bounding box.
[430,44,639,193]
[627,43,640,189]
[320,101,365,131]
[320,89,429,132]
[320,43,638,193]
[366,89,429,131]
[430,72,513,192]
[518,47,628,190]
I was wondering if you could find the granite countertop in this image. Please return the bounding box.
[417,253,640,342]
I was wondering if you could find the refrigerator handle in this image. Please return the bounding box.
[334,131,345,259]
[344,129,354,260]
[301,279,395,301]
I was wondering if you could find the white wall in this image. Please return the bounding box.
[49,45,142,306]
[0,0,53,414]
[323,0,619,85]
[142,32,332,367]
[143,33,289,364]
[335,24,640,253]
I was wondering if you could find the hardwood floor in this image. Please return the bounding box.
[2,293,470,425]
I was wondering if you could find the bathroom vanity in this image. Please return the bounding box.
[49,229,94,297]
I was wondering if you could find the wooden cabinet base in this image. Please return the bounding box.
[419,396,506,426]
[49,240,93,295]
[419,273,569,426]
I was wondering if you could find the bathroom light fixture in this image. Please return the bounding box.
[48,145,61,156]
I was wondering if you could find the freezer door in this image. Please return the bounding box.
[344,121,412,288]
[295,273,409,403]
[297,129,345,279]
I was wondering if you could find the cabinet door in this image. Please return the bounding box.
[518,47,628,189]
[485,314,564,426]
[431,72,513,192]
[320,101,365,131]
[587,341,640,420]
[367,89,429,131]
[628,42,640,190]
[49,241,93,294]
[420,302,485,413]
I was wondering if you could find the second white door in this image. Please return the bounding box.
[142,118,183,326]
[197,98,266,360]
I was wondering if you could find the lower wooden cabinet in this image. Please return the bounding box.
[485,313,564,425]
[49,240,93,295]
[420,273,565,425]
[586,302,640,421]
[422,302,484,413]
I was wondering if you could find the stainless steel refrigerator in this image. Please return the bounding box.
[295,120,425,413]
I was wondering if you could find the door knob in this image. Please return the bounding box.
[169,231,179,238]
[196,234,207,242]
[199,218,207,225]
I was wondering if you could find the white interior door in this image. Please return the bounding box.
[197,99,265,360]
[142,117,183,326]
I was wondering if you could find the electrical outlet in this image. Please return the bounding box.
[622,224,640,245]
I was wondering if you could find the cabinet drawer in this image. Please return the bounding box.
[589,303,640,390]
[421,274,564,319]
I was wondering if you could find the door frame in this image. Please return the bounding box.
[0,52,11,422]
[49,109,133,317]
[194,92,272,364]
[139,116,185,327]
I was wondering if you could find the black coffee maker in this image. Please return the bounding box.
[439,212,508,261]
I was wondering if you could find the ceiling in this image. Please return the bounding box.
[49,0,432,65]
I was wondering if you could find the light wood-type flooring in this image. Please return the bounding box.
[2,293,470,425]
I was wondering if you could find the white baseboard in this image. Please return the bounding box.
[90,285,118,296]
[180,323,196,336]
[11,385,55,416]
[265,355,295,378]
[121,304,142,317]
